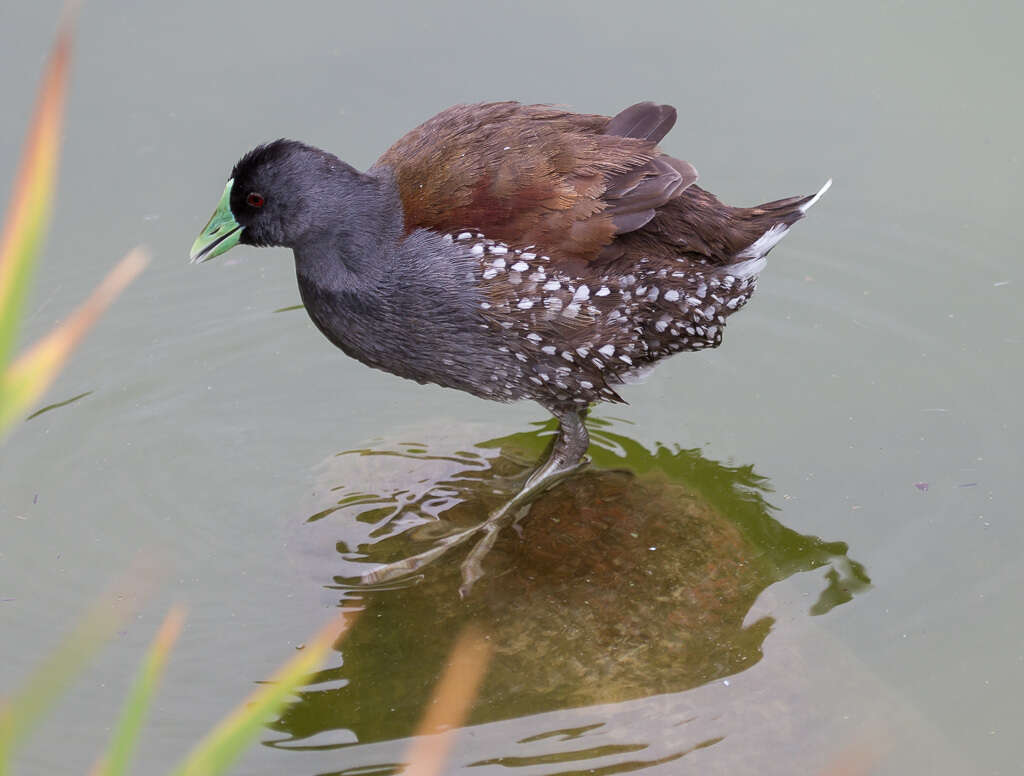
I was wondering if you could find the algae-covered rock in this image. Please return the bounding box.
[276,419,868,750]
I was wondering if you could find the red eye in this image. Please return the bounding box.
[246,192,265,208]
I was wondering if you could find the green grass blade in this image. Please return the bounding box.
[0,16,72,371]
[24,390,92,420]
[90,606,186,776]
[0,7,145,438]
[168,612,357,776]
[0,579,149,775]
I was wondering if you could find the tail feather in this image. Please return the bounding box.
[799,178,832,214]
[723,255,767,280]
[736,178,831,261]
[737,222,791,259]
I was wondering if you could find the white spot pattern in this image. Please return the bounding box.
[445,231,764,405]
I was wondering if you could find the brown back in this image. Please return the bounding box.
[373,102,698,262]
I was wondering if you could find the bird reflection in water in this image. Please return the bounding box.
[274,418,869,759]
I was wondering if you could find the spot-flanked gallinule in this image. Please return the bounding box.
[190,101,829,593]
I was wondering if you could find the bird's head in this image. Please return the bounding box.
[189,139,346,263]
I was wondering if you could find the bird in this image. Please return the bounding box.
[190,101,830,593]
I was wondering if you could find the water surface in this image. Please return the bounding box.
[1,1,1021,774]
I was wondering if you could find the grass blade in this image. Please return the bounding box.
[0,248,147,433]
[402,627,492,776]
[0,14,73,370]
[24,389,92,420]
[0,565,155,775]
[90,606,187,776]
[168,611,357,776]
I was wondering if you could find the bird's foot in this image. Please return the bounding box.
[361,455,591,593]
[359,523,482,585]
[362,408,591,595]
[458,453,590,596]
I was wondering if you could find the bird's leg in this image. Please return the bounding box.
[458,407,590,595]
[514,405,591,513]
[361,407,591,595]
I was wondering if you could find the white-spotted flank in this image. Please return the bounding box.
[443,229,776,405]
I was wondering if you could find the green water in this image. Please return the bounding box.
[1,1,1021,773]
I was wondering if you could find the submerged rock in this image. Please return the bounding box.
[278,419,869,748]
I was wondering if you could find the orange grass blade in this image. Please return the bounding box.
[402,627,492,776]
[89,606,187,776]
[818,734,887,776]
[0,248,147,432]
[169,610,358,776]
[0,15,73,368]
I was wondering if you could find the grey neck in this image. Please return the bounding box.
[292,166,404,290]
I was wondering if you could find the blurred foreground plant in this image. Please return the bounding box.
[0,14,491,776]
[403,627,492,776]
[0,586,356,776]
[0,11,145,435]
[0,10,358,776]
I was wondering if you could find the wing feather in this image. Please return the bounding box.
[373,102,698,263]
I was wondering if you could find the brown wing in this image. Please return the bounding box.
[372,102,698,262]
